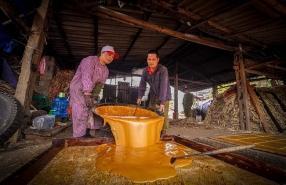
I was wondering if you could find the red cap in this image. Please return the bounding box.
[101,45,119,59]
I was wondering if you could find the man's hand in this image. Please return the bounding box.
[137,98,142,105]
[84,95,94,108]
[159,104,165,112]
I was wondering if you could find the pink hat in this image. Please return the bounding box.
[101,45,119,59]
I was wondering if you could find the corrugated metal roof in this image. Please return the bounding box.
[1,0,285,91]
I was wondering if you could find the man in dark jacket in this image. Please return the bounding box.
[137,50,171,138]
[183,87,194,117]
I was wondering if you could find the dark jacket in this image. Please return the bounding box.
[183,93,194,107]
[138,64,171,105]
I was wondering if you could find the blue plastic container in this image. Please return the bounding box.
[52,92,69,117]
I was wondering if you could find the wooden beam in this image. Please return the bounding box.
[149,0,202,20]
[253,0,281,18]
[53,9,74,59]
[109,69,211,86]
[244,68,280,79]
[14,0,52,140]
[246,78,270,133]
[149,0,267,48]
[0,0,30,33]
[118,11,152,70]
[64,4,237,52]
[226,18,284,38]
[262,0,286,16]
[169,77,211,85]
[2,10,35,26]
[246,59,279,69]
[156,23,182,51]
[137,22,182,68]
[188,0,255,30]
[266,64,286,72]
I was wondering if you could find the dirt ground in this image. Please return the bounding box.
[0,118,282,183]
[0,120,244,182]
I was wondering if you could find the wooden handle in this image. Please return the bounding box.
[210,144,255,155]
[172,144,255,161]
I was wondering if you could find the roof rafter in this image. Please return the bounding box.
[93,15,98,54]
[118,10,152,70]
[225,18,284,38]
[262,0,286,16]
[179,51,230,76]
[137,22,183,68]
[64,4,237,52]
[0,0,30,34]
[53,2,74,60]
[188,0,255,31]
[149,0,267,48]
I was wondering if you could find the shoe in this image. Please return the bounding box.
[80,133,94,138]
[101,124,111,131]
[160,130,167,139]
[94,129,101,138]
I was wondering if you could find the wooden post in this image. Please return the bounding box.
[174,60,179,119]
[14,0,53,140]
[246,79,270,133]
[212,84,218,100]
[270,79,278,87]
[233,44,251,131]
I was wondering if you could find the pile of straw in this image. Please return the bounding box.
[0,81,15,95]
[204,86,286,132]
[47,70,75,102]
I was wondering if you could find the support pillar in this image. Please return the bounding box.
[233,44,251,131]
[212,84,218,100]
[174,60,179,119]
[14,0,53,140]
[270,79,278,87]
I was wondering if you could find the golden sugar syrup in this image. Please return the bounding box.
[96,141,192,183]
[94,106,191,182]
[101,116,164,148]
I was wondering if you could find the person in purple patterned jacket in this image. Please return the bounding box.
[69,45,119,138]
[137,50,171,139]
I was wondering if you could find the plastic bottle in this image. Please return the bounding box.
[32,114,55,130]
[52,92,69,117]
